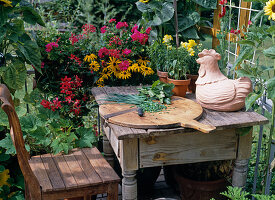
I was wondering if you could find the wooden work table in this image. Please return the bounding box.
[92,86,269,200]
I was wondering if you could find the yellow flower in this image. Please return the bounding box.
[119,70,131,79]
[107,57,121,70]
[128,63,141,73]
[139,0,149,3]
[137,57,150,66]
[89,60,100,71]
[180,42,188,49]
[187,47,195,56]
[167,45,172,50]
[96,77,104,84]
[0,169,10,187]
[188,39,197,48]
[140,65,154,76]
[97,83,105,87]
[84,53,97,62]
[264,0,275,21]
[163,35,173,44]
[0,0,12,7]
[100,72,111,80]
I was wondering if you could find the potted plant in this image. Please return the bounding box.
[165,160,232,200]
[149,40,169,83]
[163,35,190,97]
[180,40,202,93]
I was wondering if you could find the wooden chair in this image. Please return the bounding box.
[0,84,120,200]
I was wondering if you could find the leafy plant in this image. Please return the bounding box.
[0,0,45,90]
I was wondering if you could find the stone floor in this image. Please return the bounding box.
[96,169,181,200]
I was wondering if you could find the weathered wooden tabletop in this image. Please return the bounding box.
[91,86,269,140]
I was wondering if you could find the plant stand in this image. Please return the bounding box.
[92,86,268,200]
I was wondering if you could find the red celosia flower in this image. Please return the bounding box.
[219,6,226,18]
[116,22,128,29]
[98,47,109,58]
[101,26,107,33]
[119,60,130,71]
[109,18,116,23]
[145,27,152,35]
[122,48,132,55]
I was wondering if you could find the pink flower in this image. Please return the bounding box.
[98,47,109,58]
[116,22,128,29]
[45,42,59,52]
[230,28,241,34]
[219,0,227,5]
[131,30,148,45]
[122,48,132,55]
[131,24,139,33]
[248,20,252,25]
[109,19,116,23]
[82,24,96,34]
[119,60,130,71]
[69,33,79,45]
[101,26,107,33]
[41,62,45,69]
[145,27,152,34]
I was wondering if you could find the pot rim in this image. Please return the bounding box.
[167,78,191,85]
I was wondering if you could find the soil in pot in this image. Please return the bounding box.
[186,74,198,93]
[157,70,168,83]
[167,78,191,97]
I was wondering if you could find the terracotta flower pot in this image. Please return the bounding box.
[173,169,229,200]
[167,78,191,97]
[186,74,198,93]
[157,70,168,83]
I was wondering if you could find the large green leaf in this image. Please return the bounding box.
[20,114,40,132]
[0,109,9,127]
[159,2,174,23]
[263,46,275,59]
[267,77,275,100]
[245,91,263,111]
[18,40,41,73]
[75,127,96,148]
[2,61,27,90]
[192,0,217,9]
[20,6,45,26]
[178,11,200,32]
[0,133,16,155]
[0,7,9,27]
[136,1,150,13]
[233,46,254,69]
[24,88,43,105]
[181,27,200,39]
[151,15,162,26]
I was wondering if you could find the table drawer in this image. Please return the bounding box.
[139,129,237,168]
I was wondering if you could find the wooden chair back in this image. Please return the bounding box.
[0,84,42,199]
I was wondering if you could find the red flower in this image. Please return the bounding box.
[69,54,82,66]
[248,20,252,25]
[116,22,128,29]
[82,24,96,34]
[45,42,59,52]
[145,27,152,35]
[41,62,45,69]
[119,60,130,71]
[219,0,227,5]
[122,48,132,55]
[98,47,109,58]
[101,26,107,34]
[230,28,241,34]
[131,24,138,33]
[131,30,148,45]
[69,33,79,45]
[41,99,51,109]
[219,6,226,18]
[109,18,116,23]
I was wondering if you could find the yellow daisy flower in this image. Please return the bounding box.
[102,67,109,73]
[0,0,13,7]
[0,169,10,187]
[180,42,188,49]
[100,72,111,80]
[140,65,154,76]
[128,63,141,73]
[137,57,150,66]
[188,39,197,48]
[264,0,275,21]
[89,60,100,71]
[119,70,131,79]
[163,35,173,44]
[139,0,149,3]
[84,53,97,62]
[97,83,105,87]
[107,57,121,70]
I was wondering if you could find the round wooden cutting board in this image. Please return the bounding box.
[99,96,216,133]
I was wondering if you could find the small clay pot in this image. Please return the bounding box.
[167,78,191,97]
[157,70,168,83]
[186,74,199,93]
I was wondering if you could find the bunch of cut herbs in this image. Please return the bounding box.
[103,81,174,114]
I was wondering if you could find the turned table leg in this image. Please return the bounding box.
[232,159,249,188]
[122,170,137,200]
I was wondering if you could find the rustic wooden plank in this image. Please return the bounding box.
[120,138,138,171]
[29,156,53,192]
[71,149,103,185]
[103,125,120,159]
[63,153,90,186]
[236,127,253,159]
[82,148,120,183]
[139,129,237,168]
[91,87,107,104]
[40,154,65,191]
[52,154,78,189]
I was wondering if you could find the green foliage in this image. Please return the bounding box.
[0,0,44,89]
